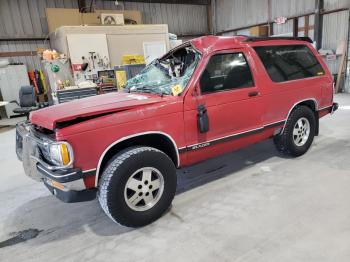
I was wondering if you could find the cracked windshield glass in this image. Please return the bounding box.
[125,46,200,96]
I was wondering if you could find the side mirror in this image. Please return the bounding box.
[197,104,209,133]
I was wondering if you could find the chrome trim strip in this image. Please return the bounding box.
[83,168,97,173]
[30,139,74,171]
[281,98,318,133]
[186,126,263,149]
[37,164,78,178]
[180,120,286,152]
[95,131,180,186]
[318,104,333,111]
[263,119,286,128]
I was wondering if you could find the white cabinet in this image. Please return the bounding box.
[50,25,170,67]
[0,65,30,118]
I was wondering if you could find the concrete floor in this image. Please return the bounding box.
[0,116,26,128]
[1,94,350,262]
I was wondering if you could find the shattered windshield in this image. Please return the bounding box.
[124,46,200,96]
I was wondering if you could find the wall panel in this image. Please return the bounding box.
[215,0,317,34]
[273,19,293,36]
[324,0,350,10]
[322,10,349,74]
[0,40,50,71]
[216,0,268,33]
[270,0,315,19]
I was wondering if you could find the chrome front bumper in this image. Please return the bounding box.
[16,123,94,190]
[15,123,96,201]
[16,122,44,181]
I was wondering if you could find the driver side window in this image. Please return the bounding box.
[200,52,254,94]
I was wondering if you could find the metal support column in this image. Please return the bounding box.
[314,0,324,49]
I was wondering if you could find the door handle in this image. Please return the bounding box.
[197,104,209,133]
[248,91,259,97]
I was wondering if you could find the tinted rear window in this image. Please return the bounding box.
[253,45,325,82]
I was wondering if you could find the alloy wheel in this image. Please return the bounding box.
[293,117,310,146]
[124,167,164,211]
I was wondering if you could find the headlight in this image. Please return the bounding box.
[49,142,73,166]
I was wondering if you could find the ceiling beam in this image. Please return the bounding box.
[0,51,38,57]
[104,0,211,5]
[0,37,48,41]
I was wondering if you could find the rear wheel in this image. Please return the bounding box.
[274,105,316,157]
[98,146,177,227]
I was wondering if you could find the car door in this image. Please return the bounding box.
[183,49,263,165]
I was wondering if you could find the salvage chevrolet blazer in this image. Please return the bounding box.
[16,36,338,227]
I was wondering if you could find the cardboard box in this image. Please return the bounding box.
[250,25,268,37]
[46,8,81,33]
[46,8,142,33]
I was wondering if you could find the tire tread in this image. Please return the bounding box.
[274,105,315,157]
[98,146,174,227]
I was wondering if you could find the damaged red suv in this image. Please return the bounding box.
[16,36,338,227]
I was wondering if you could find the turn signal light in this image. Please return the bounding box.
[60,144,70,166]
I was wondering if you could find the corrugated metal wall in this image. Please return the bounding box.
[216,0,316,33]
[215,0,349,42]
[216,0,268,33]
[322,11,349,50]
[0,40,50,71]
[323,10,349,78]
[270,0,315,18]
[324,0,350,91]
[324,0,350,10]
[94,1,208,35]
[0,0,78,71]
[273,19,293,36]
[0,0,208,70]
[0,0,79,38]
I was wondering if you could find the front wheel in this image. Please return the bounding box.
[98,146,177,227]
[274,105,316,157]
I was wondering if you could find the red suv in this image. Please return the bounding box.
[16,36,338,227]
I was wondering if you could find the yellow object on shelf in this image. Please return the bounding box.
[122,55,145,65]
[115,70,127,90]
[39,70,47,93]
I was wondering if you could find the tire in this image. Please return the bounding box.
[274,105,316,157]
[98,146,177,227]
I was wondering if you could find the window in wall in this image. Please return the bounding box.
[253,45,325,83]
[200,52,254,94]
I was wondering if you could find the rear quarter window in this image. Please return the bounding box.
[253,45,325,83]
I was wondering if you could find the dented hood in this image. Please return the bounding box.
[30,92,163,130]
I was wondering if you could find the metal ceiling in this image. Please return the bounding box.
[105,0,211,5]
